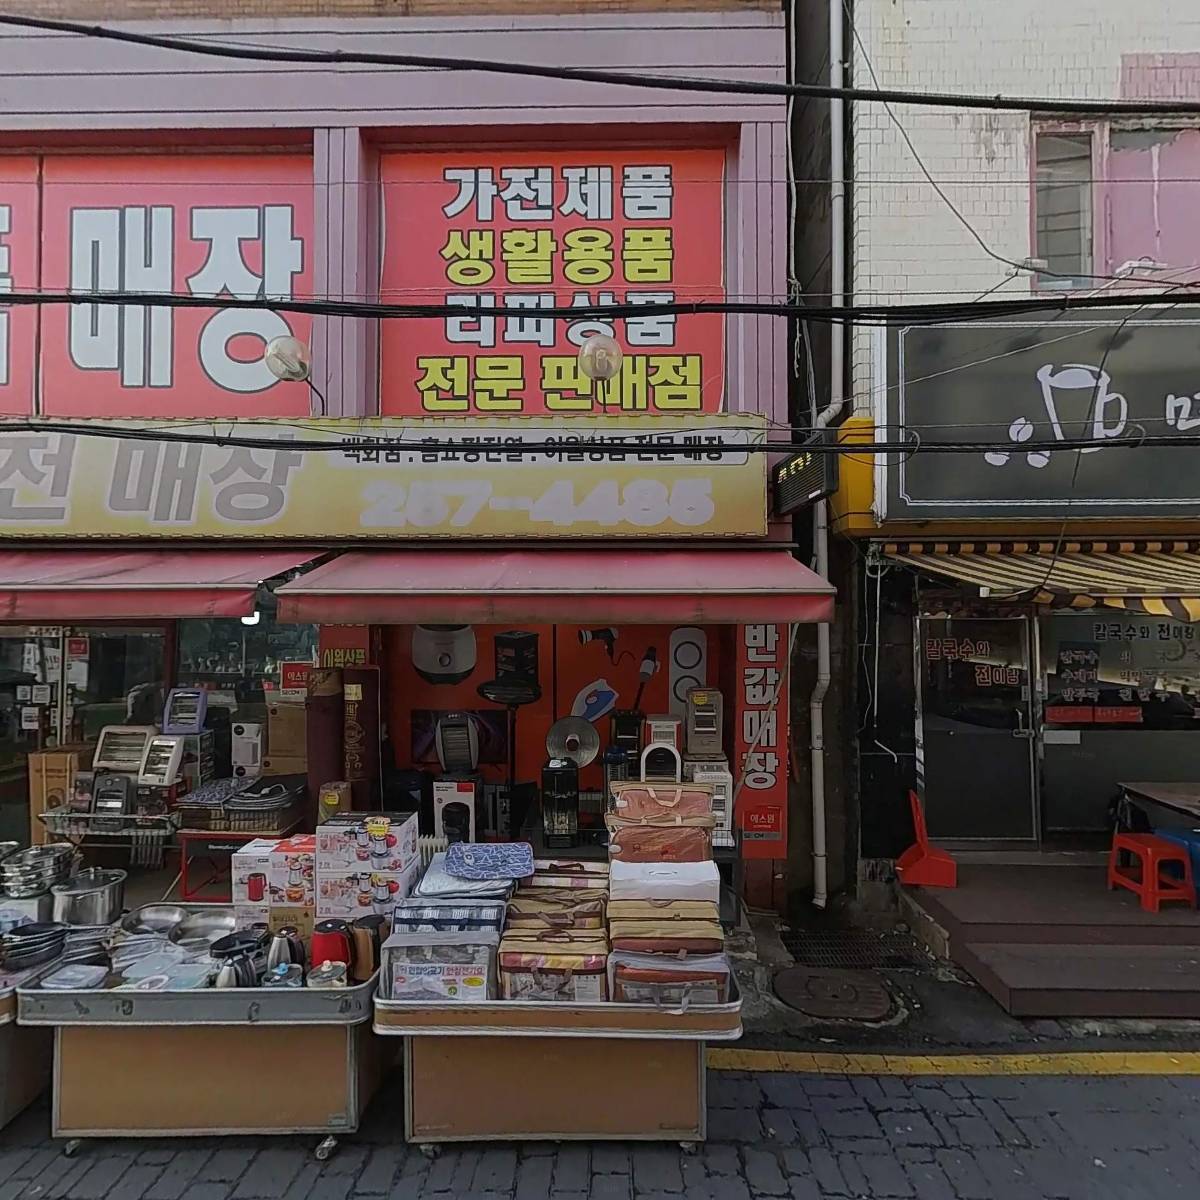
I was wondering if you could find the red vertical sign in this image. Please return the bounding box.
[735,623,789,860]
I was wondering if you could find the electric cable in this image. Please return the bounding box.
[6,13,1200,118]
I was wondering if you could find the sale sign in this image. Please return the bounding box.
[735,623,790,860]
[38,154,314,418]
[379,148,726,417]
[0,157,39,416]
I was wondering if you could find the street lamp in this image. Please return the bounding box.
[263,335,327,414]
[577,332,623,409]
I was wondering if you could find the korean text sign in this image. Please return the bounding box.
[29,154,314,417]
[0,416,766,538]
[735,623,789,860]
[379,149,726,417]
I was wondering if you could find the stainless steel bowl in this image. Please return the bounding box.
[170,909,236,949]
[120,904,189,935]
[50,869,127,926]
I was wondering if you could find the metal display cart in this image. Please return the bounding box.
[19,973,385,1158]
[0,969,52,1131]
[39,808,179,869]
[373,985,743,1149]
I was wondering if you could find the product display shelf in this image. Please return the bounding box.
[18,958,385,1159]
[0,969,52,1131]
[373,984,742,1148]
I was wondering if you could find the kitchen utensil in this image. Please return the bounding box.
[170,909,236,951]
[50,868,126,926]
[208,929,265,961]
[120,904,189,935]
[213,953,257,988]
[310,920,353,966]
[307,960,348,989]
[263,963,303,989]
[350,914,385,981]
[266,927,306,972]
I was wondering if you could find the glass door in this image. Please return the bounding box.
[916,616,1037,841]
[0,627,65,844]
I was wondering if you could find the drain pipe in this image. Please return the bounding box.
[808,0,848,909]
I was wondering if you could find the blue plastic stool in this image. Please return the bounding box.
[1154,828,1200,904]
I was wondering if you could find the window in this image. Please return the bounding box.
[1034,133,1093,286]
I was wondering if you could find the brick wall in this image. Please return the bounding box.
[0,0,777,15]
[849,0,1200,409]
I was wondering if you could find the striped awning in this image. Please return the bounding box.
[882,540,1200,622]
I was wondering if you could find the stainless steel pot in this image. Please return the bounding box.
[50,868,127,925]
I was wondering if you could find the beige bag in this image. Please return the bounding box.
[506,888,607,930]
[608,782,714,821]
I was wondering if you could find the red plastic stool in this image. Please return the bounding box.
[1107,832,1196,913]
[896,790,957,888]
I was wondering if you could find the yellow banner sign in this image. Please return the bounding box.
[0,417,767,539]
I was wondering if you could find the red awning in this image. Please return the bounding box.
[0,549,317,621]
[275,549,835,625]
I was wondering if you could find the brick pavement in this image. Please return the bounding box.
[0,1071,1197,1199]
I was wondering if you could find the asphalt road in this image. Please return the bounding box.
[0,1069,1195,1199]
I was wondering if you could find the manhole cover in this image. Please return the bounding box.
[780,929,930,971]
[773,966,893,1021]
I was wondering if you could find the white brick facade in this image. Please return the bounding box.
[849,0,1200,407]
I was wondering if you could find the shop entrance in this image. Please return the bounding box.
[916,615,1037,841]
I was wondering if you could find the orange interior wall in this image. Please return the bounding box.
[383,623,723,787]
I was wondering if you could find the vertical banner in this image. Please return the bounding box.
[735,623,789,860]
[38,154,314,417]
[379,148,726,417]
[0,157,39,415]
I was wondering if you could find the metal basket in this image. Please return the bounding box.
[38,809,179,869]
[176,799,301,835]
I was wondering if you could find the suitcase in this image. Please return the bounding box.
[608,918,724,954]
[498,929,609,1002]
[608,950,732,1006]
[606,818,713,863]
[506,888,607,930]
[608,782,713,821]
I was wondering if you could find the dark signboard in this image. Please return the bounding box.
[882,308,1200,518]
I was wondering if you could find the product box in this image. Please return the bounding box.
[261,753,308,777]
[316,858,420,922]
[315,810,419,873]
[317,780,353,822]
[267,702,308,759]
[231,835,315,908]
[233,904,315,942]
[384,929,500,1002]
[28,743,93,846]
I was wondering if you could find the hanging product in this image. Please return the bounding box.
[434,713,480,774]
[541,758,580,850]
[545,717,600,767]
[494,631,539,686]
[412,625,476,685]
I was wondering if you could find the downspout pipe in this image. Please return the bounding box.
[808,0,848,909]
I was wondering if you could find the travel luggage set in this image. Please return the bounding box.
[381,783,732,1005]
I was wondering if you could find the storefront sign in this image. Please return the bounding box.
[379,149,725,417]
[318,626,371,670]
[735,623,789,860]
[1,154,313,418]
[0,416,766,539]
[881,309,1200,518]
[279,662,312,701]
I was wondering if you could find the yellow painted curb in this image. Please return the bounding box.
[707,1048,1200,1076]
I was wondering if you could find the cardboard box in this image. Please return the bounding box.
[231,835,315,908]
[234,904,315,942]
[267,703,307,758]
[317,781,352,822]
[233,904,270,930]
[28,744,92,846]
[316,859,420,922]
[315,811,419,873]
[261,753,308,777]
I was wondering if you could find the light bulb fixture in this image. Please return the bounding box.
[263,335,312,383]
[577,333,623,382]
[240,610,262,627]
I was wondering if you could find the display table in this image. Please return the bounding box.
[0,970,51,1131]
[373,986,742,1146]
[19,975,384,1156]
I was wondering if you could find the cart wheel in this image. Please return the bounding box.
[62,1139,83,1159]
[679,1141,698,1156]
[314,1136,338,1162]
[419,1143,441,1160]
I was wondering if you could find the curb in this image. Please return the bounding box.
[707,1048,1200,1075]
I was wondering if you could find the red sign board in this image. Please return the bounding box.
[734,623,789,860]
[0,157,39,415]
[36,154,314,417]
[379,148,726,417]
[318,625,371,670]
[279,661,313,700]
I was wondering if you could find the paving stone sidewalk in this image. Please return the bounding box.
[1,1071,1196,1199]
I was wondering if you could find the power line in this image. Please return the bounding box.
[5,13,1200,118]
[3,285,1200,326]
[3,419,1198,458]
